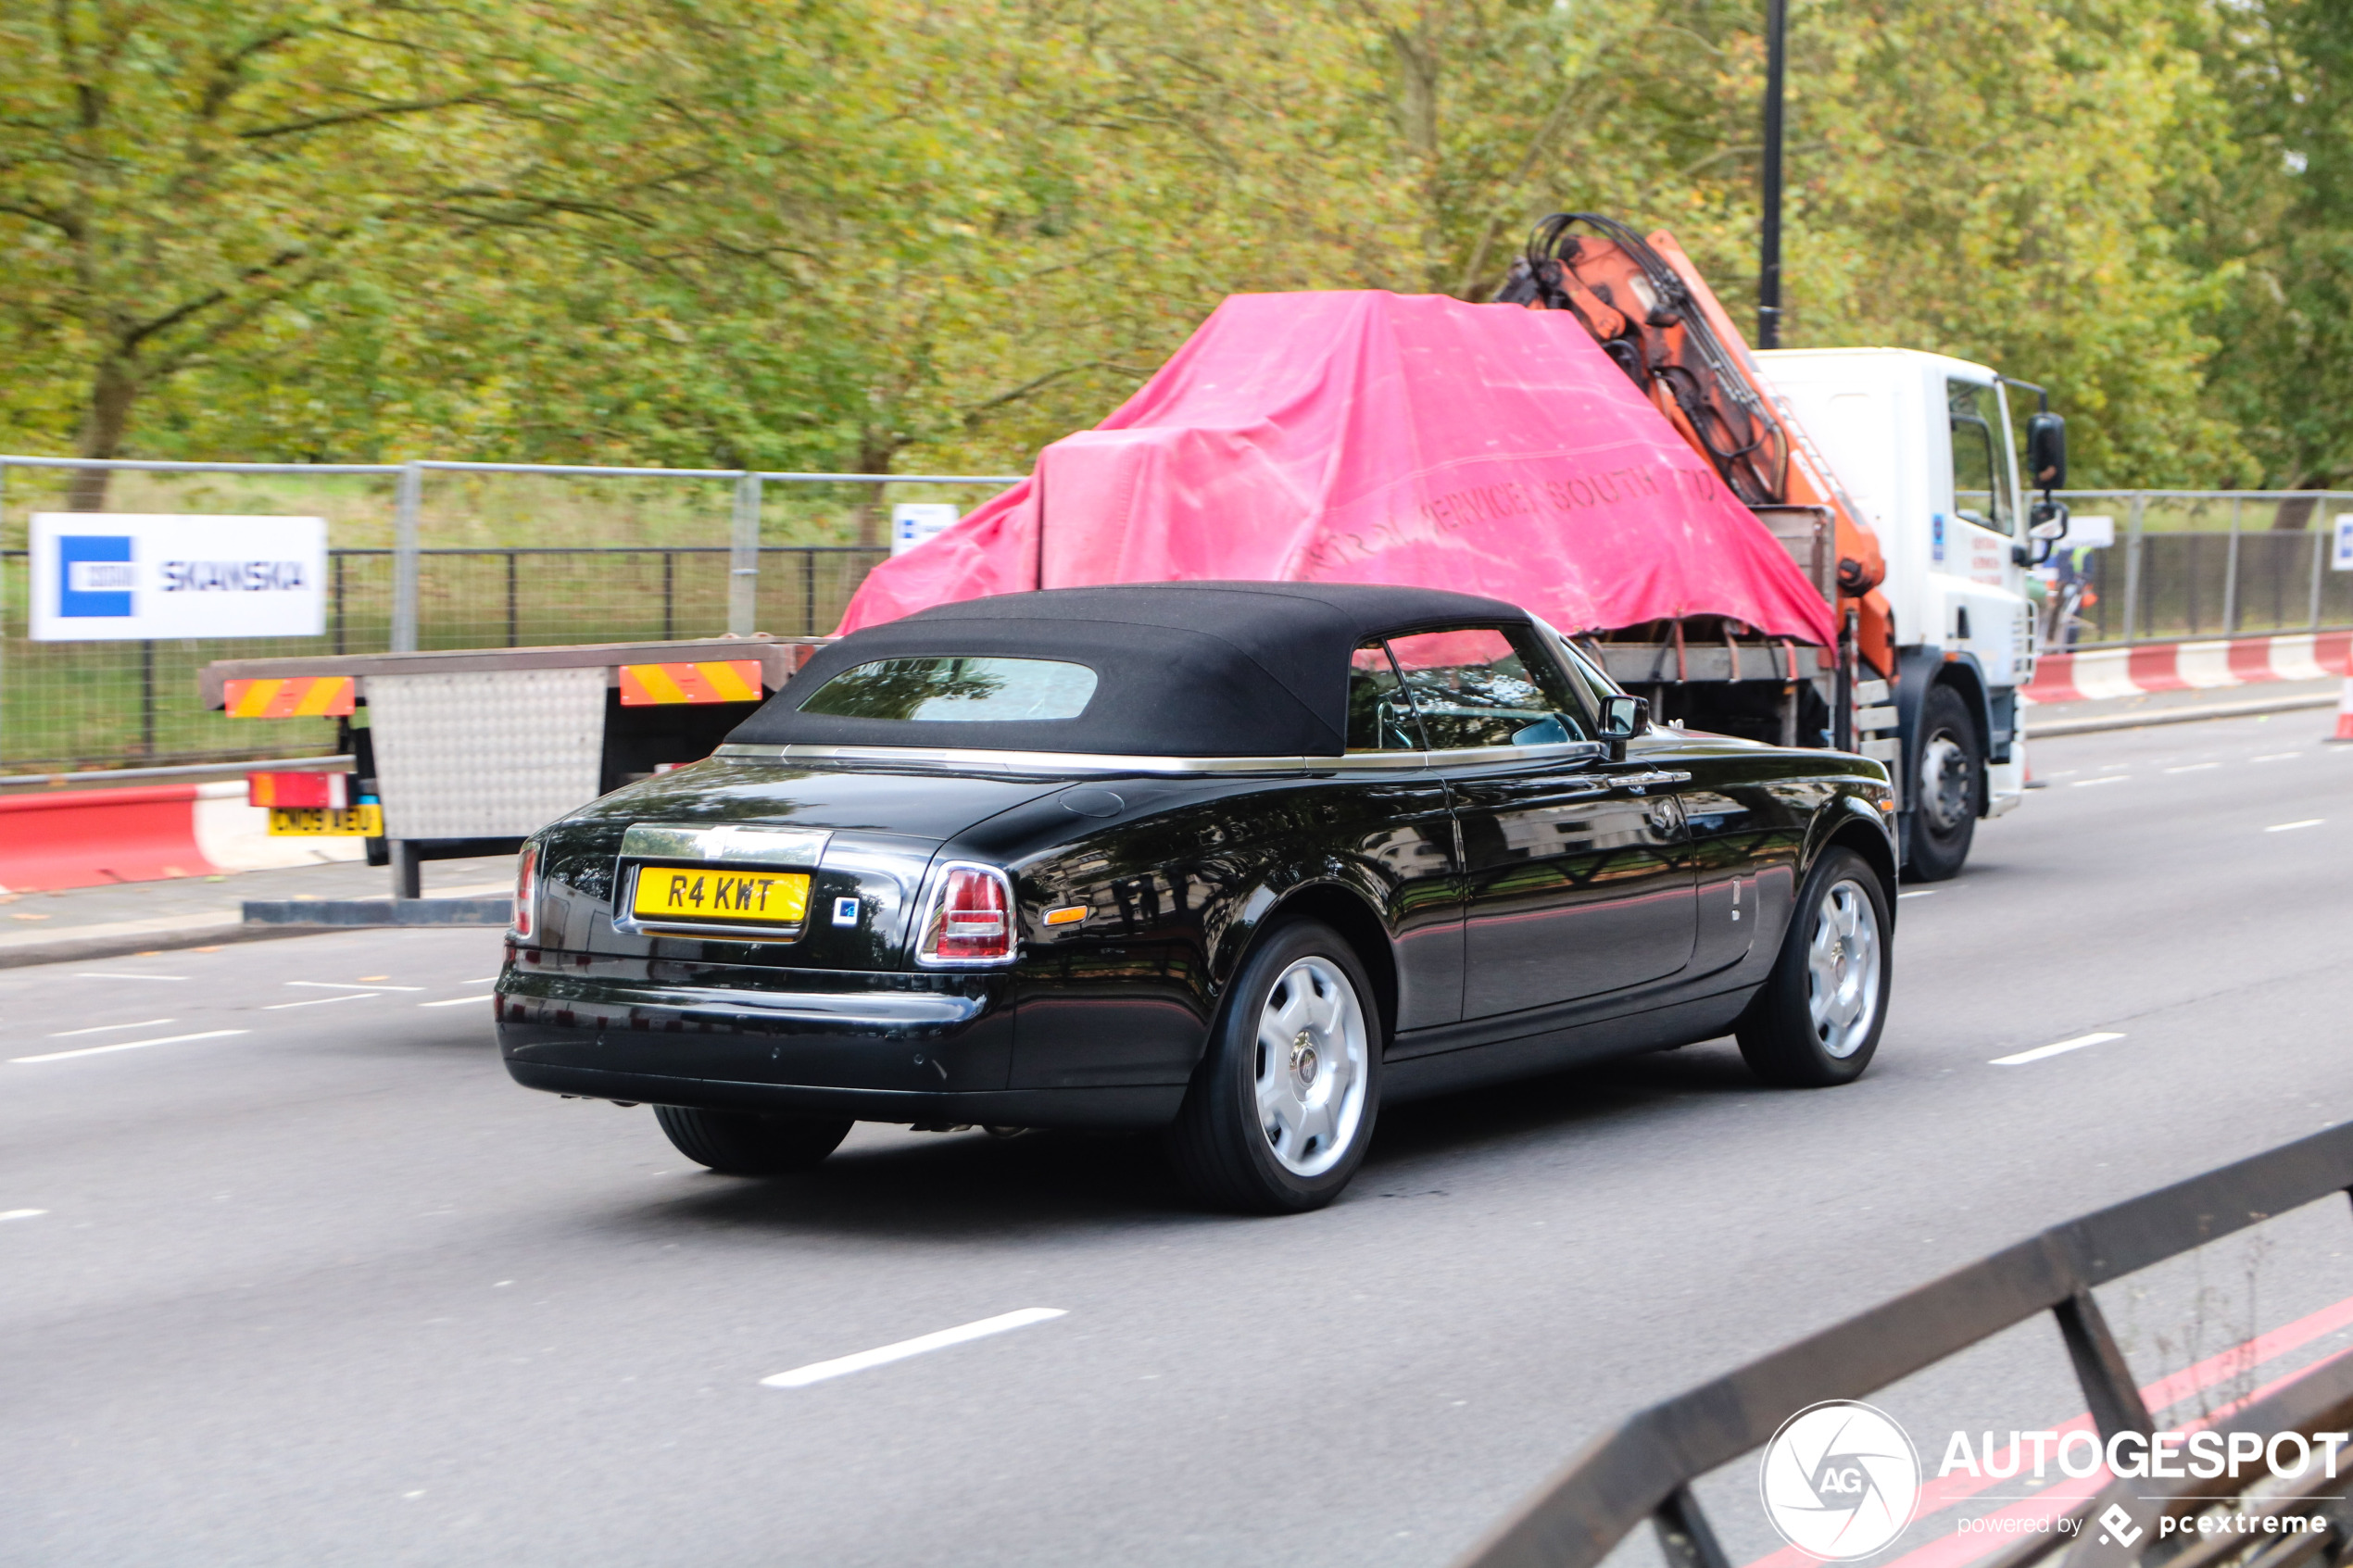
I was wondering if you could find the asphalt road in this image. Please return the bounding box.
[5,711,2350,1568]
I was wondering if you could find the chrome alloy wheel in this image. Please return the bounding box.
[1807,878,1883,1060]
[1919,731,1972,833]
[1252,957,1369,1178]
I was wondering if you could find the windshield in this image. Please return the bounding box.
[1947,378,2017,535]
[796,657,1099,722]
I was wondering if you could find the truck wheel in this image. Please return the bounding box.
[1736,847,1891,1087]
[654,1106,852,1174]
[1906,684,1980,881]
[1167,921,1380,1215]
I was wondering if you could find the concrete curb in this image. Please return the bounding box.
[2025,692,2338,738]
[243,897,512,927]
[0,911,331,970]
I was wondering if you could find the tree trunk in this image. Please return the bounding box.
[851,427,902,548]
[67,357,138,511]
[2273,489,2322,531]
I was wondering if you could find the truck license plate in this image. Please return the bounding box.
[631,867,810,926]
[268,805,383,837]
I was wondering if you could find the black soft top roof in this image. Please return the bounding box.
[726,582,1531,757]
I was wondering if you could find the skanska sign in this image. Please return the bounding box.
[29,514,327,641]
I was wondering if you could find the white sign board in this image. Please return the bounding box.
[891,503,961,557]
[29,513,327,641]
[2062,514,2115,548]
[2334,514,2353,572]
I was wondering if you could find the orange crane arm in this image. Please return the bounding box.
[1496,214,1894,680]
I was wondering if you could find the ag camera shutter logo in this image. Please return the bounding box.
[1758,1400,1922,1559]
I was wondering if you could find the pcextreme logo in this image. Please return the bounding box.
[1758,1400,1924,1560]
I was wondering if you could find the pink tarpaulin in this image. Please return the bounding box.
[839,291,1837,646]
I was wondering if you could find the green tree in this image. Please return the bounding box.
[0,0,565,504]
[2179,0,2353,493]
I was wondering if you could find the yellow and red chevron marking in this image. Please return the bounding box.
[223,676,355,719]
[618,659,765,707]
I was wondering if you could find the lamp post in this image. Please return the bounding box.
[1758,0,1787,348]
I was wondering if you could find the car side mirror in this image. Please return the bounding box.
[2026,412,2067,492]
[1599,695,1648,758]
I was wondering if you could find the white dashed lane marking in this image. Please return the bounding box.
[2266,820,2326,834]
[2164,762,2221,774]
[0,1210,47,1223]
[1991,1032,2125,1067]
[2070,776,2128,788]
[263,993,379,1010]
[1896,891,1935,900]
[2251,752,2304,762]
[761,1308,1068,1389]
[12,1029,248,1064]
[47,1019,174,1037]
[419,995,495,1009]
[71,972,184,983]
[286,980,423,993]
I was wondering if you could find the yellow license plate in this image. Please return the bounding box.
[267,805,383,837]
[631,866,810,926]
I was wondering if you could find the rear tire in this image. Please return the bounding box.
[1167,921,1380,1215]
[1737,847,1891,1087]
[1905,684,1980,881]
[654,1106,852,1174]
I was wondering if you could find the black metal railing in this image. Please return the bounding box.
[1455,1123,2353,1568]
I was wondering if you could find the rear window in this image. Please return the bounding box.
[795,656,1099,722]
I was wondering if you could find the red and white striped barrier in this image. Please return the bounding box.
[2025,632,2353,705]
[0,780,361,894]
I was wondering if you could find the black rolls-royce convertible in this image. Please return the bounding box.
[497,583,1896,1212]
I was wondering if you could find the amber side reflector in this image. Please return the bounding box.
[1043,905,1088,926]
[224,676,355,718]
[618,659,763,706]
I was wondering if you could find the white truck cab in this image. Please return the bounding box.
[1756,347,2045,870]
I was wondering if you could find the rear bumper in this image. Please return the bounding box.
[503,1058,1182,1130]
[494,947,1189,1129]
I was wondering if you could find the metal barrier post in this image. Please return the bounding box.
[1652,1486,1732,1568]
[392,461,422,653]
[140,639,156,757]
[2315,504,2333,631]
[728,473,761,635]
[2053,1287,2154,1440]
[2122,493,2145,643]
[2223,495,2244,634]
[0,458,9,771]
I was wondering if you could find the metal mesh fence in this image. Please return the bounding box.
[2043,491,2353,647]
[5,464,2347,774]
[0,458,996,774]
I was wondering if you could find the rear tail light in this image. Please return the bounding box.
[247,771,347,808]
[513,844,538,939]
[917,863,1016,965]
